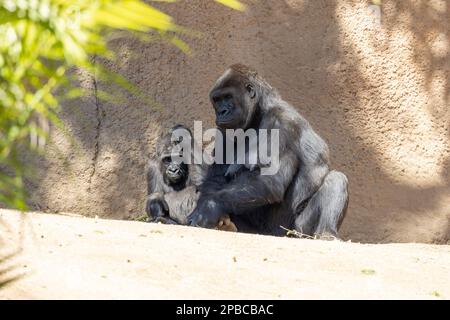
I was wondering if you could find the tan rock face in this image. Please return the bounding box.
[26,0,449,243]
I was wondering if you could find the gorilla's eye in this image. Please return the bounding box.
[224,94,233,100]
[162,157,171,165]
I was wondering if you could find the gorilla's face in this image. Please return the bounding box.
[156,124,193,187]
[210,71,257,130]
[162,155,188,185]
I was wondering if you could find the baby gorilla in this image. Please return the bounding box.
[145,124,237,232]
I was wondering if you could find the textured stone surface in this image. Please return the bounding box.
[27,0,449,243]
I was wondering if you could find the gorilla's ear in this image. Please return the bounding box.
[246,83,256,99]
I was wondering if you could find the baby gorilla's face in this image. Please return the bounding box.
[162,156,188,184]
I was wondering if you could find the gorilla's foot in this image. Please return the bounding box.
[216,214,238,232]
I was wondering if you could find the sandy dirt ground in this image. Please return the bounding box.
[0,209,449,300]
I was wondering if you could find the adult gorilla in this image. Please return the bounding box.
[188,64,348,238]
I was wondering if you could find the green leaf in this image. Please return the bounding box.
[214,0,246,11]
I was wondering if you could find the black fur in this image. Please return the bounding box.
[188,64,348,238]
[146,125,204,225]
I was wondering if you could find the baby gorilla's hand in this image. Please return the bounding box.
[153,216,179,225]
[146,195,169,221]
[216,214,237,232]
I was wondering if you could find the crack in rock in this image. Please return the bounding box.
[88,60,103,191]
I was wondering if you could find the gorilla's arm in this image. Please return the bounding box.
[225,151,298,209]
[188,150,299,228]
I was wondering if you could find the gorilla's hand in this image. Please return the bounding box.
[146,196,169,220]
[188,198,224,228]
[153,216,179,225]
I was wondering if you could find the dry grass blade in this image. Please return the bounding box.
[279,226,316,239]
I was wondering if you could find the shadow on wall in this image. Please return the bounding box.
[28,0,449,243]
[385,0,449,105]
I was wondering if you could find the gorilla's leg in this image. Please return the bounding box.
[294,170,348,237]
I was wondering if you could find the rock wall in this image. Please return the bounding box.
[27,0,449,243]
